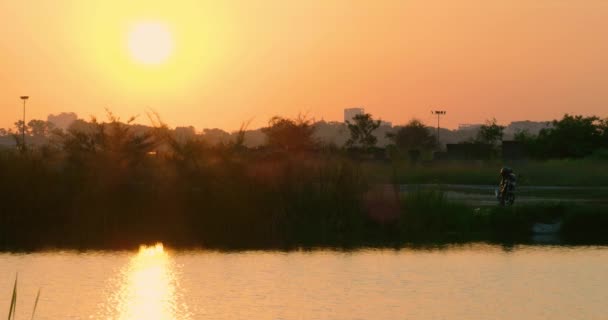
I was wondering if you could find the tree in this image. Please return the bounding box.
[27,119,55,137]
[386,119,435,151]
[536,114,603,158]
[13,120,30,136]
[47,112,77,130]
[513,114,606,159]
[346,113,381,149]
[513,129,534,143]
[62,111,158,168]
[476,118,505,145]
[262,115,316,151]
[598,118,608,149]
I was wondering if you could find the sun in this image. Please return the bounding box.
[127,22,174,65]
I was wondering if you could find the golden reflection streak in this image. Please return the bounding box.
[109,243,190,320]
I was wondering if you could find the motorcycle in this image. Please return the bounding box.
[495,178,516,206]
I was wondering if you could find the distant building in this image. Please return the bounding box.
[344,108,364,123]
[458,123,482,130]
[505,121,551,136]
[174,126,196,143]
[380,121,392,127]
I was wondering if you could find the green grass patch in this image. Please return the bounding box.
[385,159,608,186]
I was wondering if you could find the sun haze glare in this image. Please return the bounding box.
[1,1,607,130]
[127,21,174,65]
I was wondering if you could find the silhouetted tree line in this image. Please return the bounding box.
[2,112,606,160]
[1,111,607,250]
[514,114,608,159]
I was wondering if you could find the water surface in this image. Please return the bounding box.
[1,244,607,319]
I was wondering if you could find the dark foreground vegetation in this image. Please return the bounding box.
[1,113,607,251]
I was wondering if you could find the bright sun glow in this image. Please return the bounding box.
[128,22,174,65]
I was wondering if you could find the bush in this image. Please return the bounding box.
[398,189,474,240]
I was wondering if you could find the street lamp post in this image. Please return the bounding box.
[431,110,446,148]
[20,96,29,151]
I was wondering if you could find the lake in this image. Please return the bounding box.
[1,244,607,319]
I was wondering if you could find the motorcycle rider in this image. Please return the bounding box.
[498,167,516,204]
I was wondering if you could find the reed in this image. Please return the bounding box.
[1,120,607,250]
[6,275,40,320]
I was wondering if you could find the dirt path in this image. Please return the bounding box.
[399,184,608,206]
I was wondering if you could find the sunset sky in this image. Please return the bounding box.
[1,0,607,131]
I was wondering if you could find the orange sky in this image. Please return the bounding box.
[1,0,607,131]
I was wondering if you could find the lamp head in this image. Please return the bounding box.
[20,96,29,100]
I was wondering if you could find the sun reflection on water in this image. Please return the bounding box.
[101,243,190,320]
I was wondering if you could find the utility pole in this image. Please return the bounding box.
[431,110,446,148]
[20,96,29,151]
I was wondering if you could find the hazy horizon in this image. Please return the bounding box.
[0,110,561,134]
[2,2,608,319]
[2,0,607,131]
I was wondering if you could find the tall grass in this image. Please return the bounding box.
[8,275,16,320]
[6,275,40,320]
[0,143,373,249]
[398,189,474,240]
[1,117,607,250]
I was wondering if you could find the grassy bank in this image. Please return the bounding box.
[396,190,608,244]
[0,147,370,250]
[1,145,606,250]
[374,159,608,186]
[1,116,607,250]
